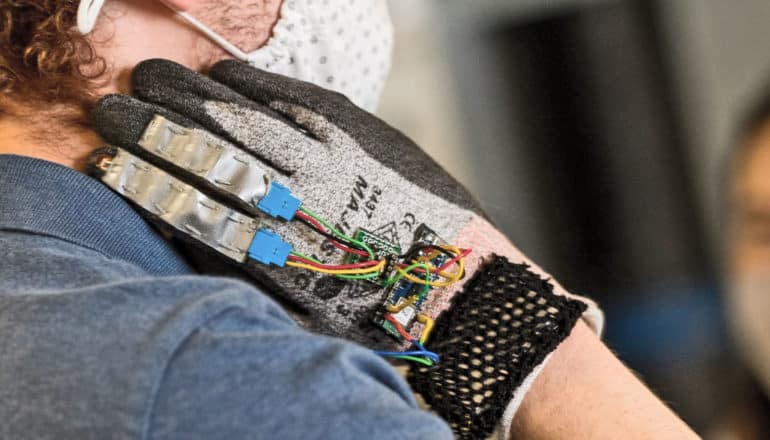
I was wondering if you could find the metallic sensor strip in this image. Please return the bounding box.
[100,148,260,262]
[138,115,270,208]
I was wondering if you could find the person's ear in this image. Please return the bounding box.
[161,0,192,12]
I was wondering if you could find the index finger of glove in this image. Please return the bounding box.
[131,59,320,175]
[210,59,485,216]
[208,60,367,132]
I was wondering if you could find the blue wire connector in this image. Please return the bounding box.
[248,229,292,267]
[257,182,301,221]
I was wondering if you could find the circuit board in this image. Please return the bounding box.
[370,224,449,343]
[345,228,402,286]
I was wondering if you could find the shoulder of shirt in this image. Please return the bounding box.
[0,267,306,438]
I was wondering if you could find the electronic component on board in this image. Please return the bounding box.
[369,225,449,342]
[344,228,402,285]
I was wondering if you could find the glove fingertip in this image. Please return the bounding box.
[209,59,317,105]
[131,58,191,90]
[91,94,152,143]
[209,59,243,75]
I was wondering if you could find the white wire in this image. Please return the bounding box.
[77,0,251,64]
[77,0,106,35]
[174,12,250,63]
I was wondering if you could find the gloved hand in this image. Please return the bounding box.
[89,59,602,439]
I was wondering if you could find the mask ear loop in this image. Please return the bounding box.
[173,12,251,63]
[77,0,106,35]
[77,0,252,65]
[158,0,251,65]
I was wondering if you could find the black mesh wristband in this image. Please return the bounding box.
[407,256,587,439]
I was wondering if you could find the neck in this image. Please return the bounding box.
[0,0,282,171]
[0,107,104,171]
[0,0,199,171]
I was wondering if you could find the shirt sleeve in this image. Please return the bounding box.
[147,302,452,440]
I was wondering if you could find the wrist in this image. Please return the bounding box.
[510,321,698,439]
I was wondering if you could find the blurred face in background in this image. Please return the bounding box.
[727,118,770,396]
[730,120,770,273]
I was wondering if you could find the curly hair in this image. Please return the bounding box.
[0,0,105,113]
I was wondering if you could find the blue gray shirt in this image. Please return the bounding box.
[0,155,451,439]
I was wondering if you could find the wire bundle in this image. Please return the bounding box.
[288,205,472,366]
[290,206,470,285]
[286,254,385,279]
[374,314,440,366]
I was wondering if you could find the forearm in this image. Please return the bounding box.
[511,321,699,439]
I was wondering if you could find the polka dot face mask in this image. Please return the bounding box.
[79,0,393,111]
[174,0,394,112]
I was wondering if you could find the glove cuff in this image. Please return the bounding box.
[407,256,586,439]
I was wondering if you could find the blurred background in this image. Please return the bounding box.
[377,0,770,437]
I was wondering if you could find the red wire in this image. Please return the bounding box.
[294,210,324,230]
[384,314,414,341]
[287,255,380,270]
[294,211,369,257]
[326,237,370,257]
[437,248,473,271]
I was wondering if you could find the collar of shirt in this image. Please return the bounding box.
[0,154,193,275]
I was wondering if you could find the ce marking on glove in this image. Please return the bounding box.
[400,213,417,232]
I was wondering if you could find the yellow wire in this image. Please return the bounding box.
[396,253,465,287]
[417,249,440,263]
[440,245,464,261]
[286,245,466,286]
[396,270,454,287]
[411,250,458,279]
[394,245,466,287]
[285,259,386,275]
[386,295,419,313]
[437,245,466,282]
[416,267,460,280]
[417,314,435,345]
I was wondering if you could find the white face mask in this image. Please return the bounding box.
[78,0,394,112]
[727,274,770,395]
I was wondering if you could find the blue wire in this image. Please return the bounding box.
[412,342,440,363]
[419,351,441,363]
[376,352,440,364]
[374,350,433,357]
[374,339,441,364]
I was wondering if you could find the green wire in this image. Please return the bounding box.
[384,262,432,289]
[299,206,375,259]
[392,355,434,366]
[290,250,320,263]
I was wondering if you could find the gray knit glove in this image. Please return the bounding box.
[90,59,603,439]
